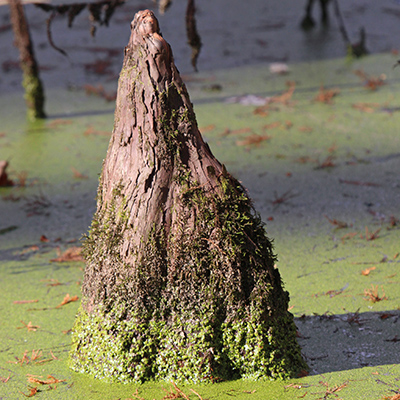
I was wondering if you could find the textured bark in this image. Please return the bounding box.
[9,0,46,120]
[70,9,307,383]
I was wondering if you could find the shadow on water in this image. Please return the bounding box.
[296,311,400,375]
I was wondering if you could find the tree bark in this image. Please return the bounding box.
[70,9,307,383]
[9,0,46,120]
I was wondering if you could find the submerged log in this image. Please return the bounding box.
[69,9,307,383]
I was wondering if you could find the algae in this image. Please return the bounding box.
[1,52,400,398]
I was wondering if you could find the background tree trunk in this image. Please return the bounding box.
[70,9,307,383]
[9,0,46,120]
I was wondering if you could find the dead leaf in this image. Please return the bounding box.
[352,102,380,113]
[382,394,400,400]
[8,350,30,365]
[222,127,252,136]
[41,279,63,287]
[361,227,381,241]
[19,246,39,255]
[380,313,395,320]
[199,124,215,133]
[316,155,336,169]
[47,119,73,128]
[341,232,358,244]
[20,386,38,397]
[236,134,271,146]
[354,69,386,90]
[71,167,88,179]
[271,80,296,104]
[361,266,376,276]
[271,190,298,206]
[50,247,82,262]
[325,215,350,229]
[262,121,282,130]
[298,126,313,133]
[27,374,66,385]
[17,321,40,332]
[83,125,110,136]
[56,294,79,308]
[15,171,28,187]
[13,300,39,304]
[0,375,10,383]
[363,285,387,303]
[313,85,340,104]
[295,155,316,164]
[339,178,381,187]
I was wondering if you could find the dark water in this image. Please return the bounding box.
[1,0,400,94]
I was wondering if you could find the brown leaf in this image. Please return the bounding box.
[271,190,298,206]
[20,387,38,397]
[223,127,252,136]
[83,125,110,136]
[8,350,30,365]
[41,279,63,287]
[352,102,379,113]
[262,121,282,130]
[341,232,358,244]
[361,266,376,276]
[382,394,400,400]
[354,69,386,91]
[236,134,271,146]
[199,124,215,133]
[27,374,66,385]
[13,300,39,304]
[17,321,40,332]
[47,119,73,129]
[316,155,336,169]
[325,215,350,229]
[40,235,49,242]
[0,375,10,383]
[50,247,82,262]
[271,80,296,104]
[363,285,387,303]
[362,226,381,241]
[295,155,316,164]
[71,167,88,179]
[19,246,39,255]
[339,179,381,187]
[298,126,313,133]
[313,86,340,104]
[56,294,79,308]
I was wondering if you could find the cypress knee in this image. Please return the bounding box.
[69,9,307,383]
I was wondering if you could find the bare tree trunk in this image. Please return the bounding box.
[70,9,307,383]
[9,0,46,120]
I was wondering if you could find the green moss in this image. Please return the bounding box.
[70,167,307,382]
[22,71,46,120]
[70,44,306,383]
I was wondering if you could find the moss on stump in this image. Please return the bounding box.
[69,9,307,383]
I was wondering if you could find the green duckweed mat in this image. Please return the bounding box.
[1,53,400,399]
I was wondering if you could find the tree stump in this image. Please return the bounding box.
[70,9,307,383]
[9,0,46,120]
